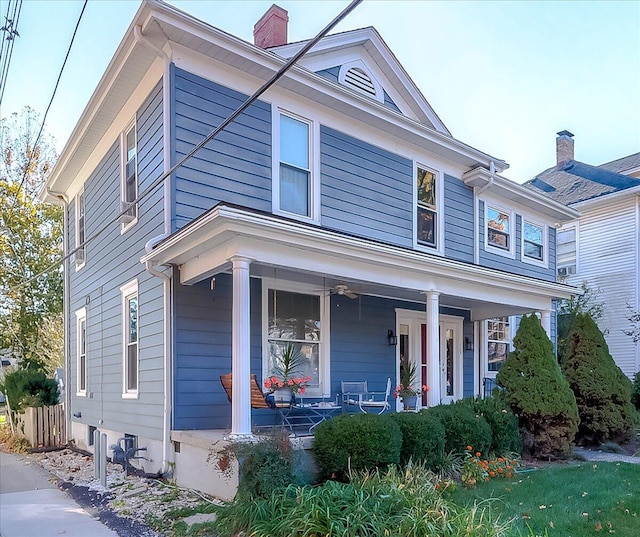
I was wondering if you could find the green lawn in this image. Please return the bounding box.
[451,462,640,536]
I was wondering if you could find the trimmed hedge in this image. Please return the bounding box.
[425,403,492,456]
[632,372,640,410]
[391,411,445,468]
[313,413,402,480]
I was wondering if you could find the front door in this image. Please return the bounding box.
[439,316,463,404]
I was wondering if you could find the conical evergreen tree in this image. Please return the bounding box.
[561,313,635,444]
[496,314,579,458]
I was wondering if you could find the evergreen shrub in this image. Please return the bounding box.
[313,413,402,480]
[425,403,491,456]
[496,314,578,458]
[561,313,636,444]
[391,411,445,468]
[0,369,59,412]
[632,372,640,410]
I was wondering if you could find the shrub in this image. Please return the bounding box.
[0,368,59,413]
[631,372,640,410]
[313,413,402,480]
[496,314,578,458]
[426,403,492,456]
[391,411,445,469]
[458,396,522,455]
[561,313,636,444]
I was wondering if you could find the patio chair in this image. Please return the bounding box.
[341,378,391,415]
[219,373,271,409]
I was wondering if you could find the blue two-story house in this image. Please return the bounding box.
[42,0,578,496]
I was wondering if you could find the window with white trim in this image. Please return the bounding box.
[556,227,577,278]
[523,220,545,262]
[486,205,513,253]
[75,308,87,395]
[416,166,438,248]
[121,280,138,396]
[120,122,137,228]
[75,189,86,267]
[278,112,311,218]
[486,317,510,373]
[263,283,328,396]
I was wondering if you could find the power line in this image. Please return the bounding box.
[19,0,363,292]
[10,0,87,204]
[0,0,22,105]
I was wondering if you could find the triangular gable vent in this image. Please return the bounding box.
[344,67,376,96]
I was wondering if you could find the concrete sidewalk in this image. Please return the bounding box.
[0,450,118,537]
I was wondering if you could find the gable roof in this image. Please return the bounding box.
[525,159,640,205]
[598,152,640,176]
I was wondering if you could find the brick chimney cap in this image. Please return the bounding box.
[556,130,574,138]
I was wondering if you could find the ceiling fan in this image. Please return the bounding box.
[329,283,358,299]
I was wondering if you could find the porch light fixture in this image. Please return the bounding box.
[465,337,473,351]
[387,329,398,346]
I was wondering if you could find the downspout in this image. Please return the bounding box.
[473,161,495,265]
[135,24,174,476]
[47,188,70,435]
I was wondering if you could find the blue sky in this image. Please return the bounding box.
[2,0,639,182]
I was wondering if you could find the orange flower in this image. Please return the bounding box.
[497,467,503,474]
[498,457,504,463]
[466,445,473,451]
[476,452,481,458]
[489,470,495,477]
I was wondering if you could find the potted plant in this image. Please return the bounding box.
[393,355,428,410]
[264,343,312,407]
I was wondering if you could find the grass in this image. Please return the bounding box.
[450,461,640,536]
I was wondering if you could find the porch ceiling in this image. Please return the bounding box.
[141,204,576,320]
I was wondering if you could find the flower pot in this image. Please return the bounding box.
[273,388,293,408]
[402,395,418,411]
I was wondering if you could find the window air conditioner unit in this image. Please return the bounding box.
[73,248,85,265]
[118,201,136,224]
[557,267,568,276]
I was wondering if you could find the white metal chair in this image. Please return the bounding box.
[341,378,391,415]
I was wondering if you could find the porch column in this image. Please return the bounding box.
[541,310,552,339]
[425,290,440,407]
[230,256,252,438]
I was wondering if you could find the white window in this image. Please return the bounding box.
[262,281,329,397]
[556,227,577,278]
[120,122,137,229]
[75,308,87,396]
[121,280,138,397]
[485,205,514,256]
[522,219,547,266]
[275,111,314,220]
[74,189,86,268]
[416,166,438,249]
[486,317,511,373]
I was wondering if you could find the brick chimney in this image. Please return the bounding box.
[253,5,288,49]
[556,130,574,167]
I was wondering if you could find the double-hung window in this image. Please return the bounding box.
[416,166,438,248]
[121,280,138,397]
[263,284,328,396]
[75,308,87,395]
[556,227,577,278]
[121,123,137,228]
[278,112,312,218]
[486,317,510,373]
[486,205,512,253]
[523,220,546,265]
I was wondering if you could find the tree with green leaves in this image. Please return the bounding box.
[0,107,62,371]
[561,313,635,445]
[496,314,579,459]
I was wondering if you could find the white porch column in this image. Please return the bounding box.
[541,310,552,340]
[425,290,440,407]
[230,256,252,438]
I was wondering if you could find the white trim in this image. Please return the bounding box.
[74,189,86,271]
[120,279,139,398]
[439,314,464,405]
[261,278,330,398]
[75,308,87,397]
[413,162,444,255]
[338,60,384,103]
[484,203,515,259]
[521,217,548,269]
[120,120,139,233]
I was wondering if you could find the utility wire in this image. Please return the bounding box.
[0,0,22,105]
[10,0,87,205]
[19,0,363,292]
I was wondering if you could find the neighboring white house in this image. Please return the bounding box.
[526,131,640,378]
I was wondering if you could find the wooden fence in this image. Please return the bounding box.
[16,404,66,449]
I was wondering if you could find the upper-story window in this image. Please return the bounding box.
[416,166,438,248]
[74,189,86,268]
[279,113,311,218]
[486,205,513,255]
[557,227,577,279]
[120,123,137,230]
[121,280,138,397]
[522,220,546,266]
[75,308,87,396]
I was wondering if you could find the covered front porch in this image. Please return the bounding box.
[142,204,573,438]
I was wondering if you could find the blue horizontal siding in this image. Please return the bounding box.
[171,65,271,230]
[320,126,413,247]
[444,174,474,263]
